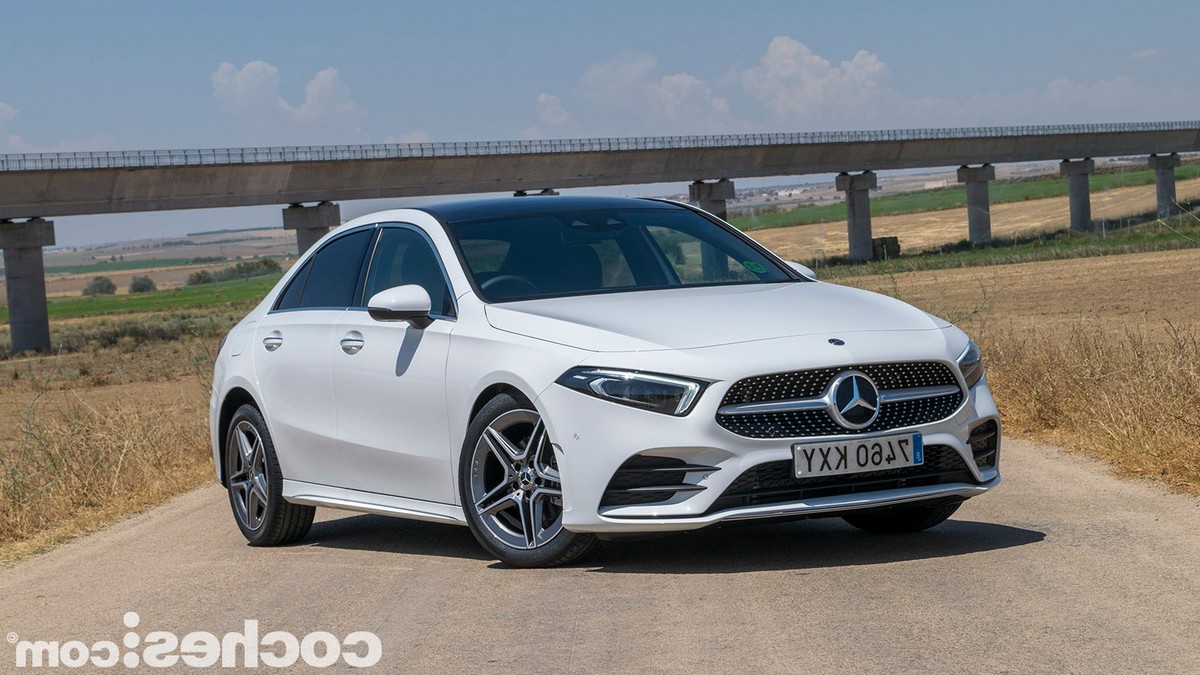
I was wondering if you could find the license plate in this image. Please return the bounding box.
[793,433,923,478]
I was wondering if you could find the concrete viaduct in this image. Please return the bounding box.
[2,121,1199,352]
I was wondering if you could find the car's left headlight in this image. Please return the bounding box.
[555,368,707,416]
[957,340,985,388]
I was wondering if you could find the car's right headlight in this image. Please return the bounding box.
[957,340,985,388]
[554,367,707,416]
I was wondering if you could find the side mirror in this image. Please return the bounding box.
[786,261,817,280]
[367,285,433,328]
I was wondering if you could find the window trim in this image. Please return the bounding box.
[270,222,458,319]
[269,225,376,314]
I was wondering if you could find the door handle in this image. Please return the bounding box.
[262,333,283,352]
[340,332,365,355]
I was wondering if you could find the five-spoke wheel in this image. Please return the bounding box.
[224,404,314,546]
[228,419,269,531]
[460,393,597,566]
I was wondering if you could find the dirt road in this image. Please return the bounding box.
[1,438,1196,672]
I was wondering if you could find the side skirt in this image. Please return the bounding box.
[282,479,468,526]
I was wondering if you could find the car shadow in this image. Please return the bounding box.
[302,512,1044,572]
[302,513,491,561]
[578,518,1045,574]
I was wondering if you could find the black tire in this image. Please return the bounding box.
[459,393,598,567]
[841,501,961,534]
[224,404,315,546]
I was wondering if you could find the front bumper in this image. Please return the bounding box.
[536,375,1001,534]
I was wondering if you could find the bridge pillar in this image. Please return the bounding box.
[1148,153,1182,217]
[1060,159,1095,232]
[1,218,55,353]
[689,179,735,220]
[283,201,340,255]
[957,164,995,245]
[690,179,737,279]
[836,171,877,262]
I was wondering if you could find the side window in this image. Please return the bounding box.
[297,229,374,309]
[274,259,312,310]
[363,228,455,317]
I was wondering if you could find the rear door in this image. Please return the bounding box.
[332,224,457,503]
[253,228,374,486]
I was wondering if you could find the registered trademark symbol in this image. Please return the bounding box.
[6,632,16,644]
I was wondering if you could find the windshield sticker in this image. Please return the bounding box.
[742,261,767,274]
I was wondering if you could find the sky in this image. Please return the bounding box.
[2,0,1198,246]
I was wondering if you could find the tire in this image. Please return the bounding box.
[459,393,598,567]
[841,501,961,534]
[224,404,315,546]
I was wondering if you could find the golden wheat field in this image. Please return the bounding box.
[751,177,1200,260]
[1,246,1198,564]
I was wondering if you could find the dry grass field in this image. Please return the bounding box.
[0,311,231,564]
[841,247,1200,493]
[752,177,1200,261]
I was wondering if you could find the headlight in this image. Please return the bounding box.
[957,340,984,388]
[555,368,707,416]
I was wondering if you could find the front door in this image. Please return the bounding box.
[332,225,458,503]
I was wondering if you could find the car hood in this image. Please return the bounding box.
[484,282,950,352]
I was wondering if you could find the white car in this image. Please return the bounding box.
[210,196,1000,567]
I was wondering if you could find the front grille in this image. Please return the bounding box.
[717,362,964,439]
[705,444,977,514]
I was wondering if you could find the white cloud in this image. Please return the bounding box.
[578,52,732,133]
[0,100,121,153]
[740,37,888,124]
[1130,49,1162,60]
[212,61,365,142]
[383,129,431,144]
[6,132,119,153]
[292,67,365,127]
[212,61,287,116]
[535,93,572,126]
[560,36,1189,135]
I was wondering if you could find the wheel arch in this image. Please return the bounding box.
[468,382,535,423]
[217,387,260,487]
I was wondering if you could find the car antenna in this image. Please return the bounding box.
[514,189,560,197]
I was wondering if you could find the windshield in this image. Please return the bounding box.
[446,206,798,302]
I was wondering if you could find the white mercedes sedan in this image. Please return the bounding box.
[210,195,1000,567]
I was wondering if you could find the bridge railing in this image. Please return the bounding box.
[1,121,1197,172]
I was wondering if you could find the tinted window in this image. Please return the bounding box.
[363,228,455,316]
[275,259,312,310]
[646,225,762,283]
[448,208,792,302]
[297,229,373,309]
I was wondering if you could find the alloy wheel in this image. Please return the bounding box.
[468,409,564,550]
[228,419,269,531]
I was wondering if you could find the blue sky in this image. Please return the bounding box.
[2,0,1197,245]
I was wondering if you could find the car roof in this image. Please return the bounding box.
[415,195,683,223]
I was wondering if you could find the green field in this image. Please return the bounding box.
[0,274,280,323]
[731,164,1200,232]
[0,257,204,277]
